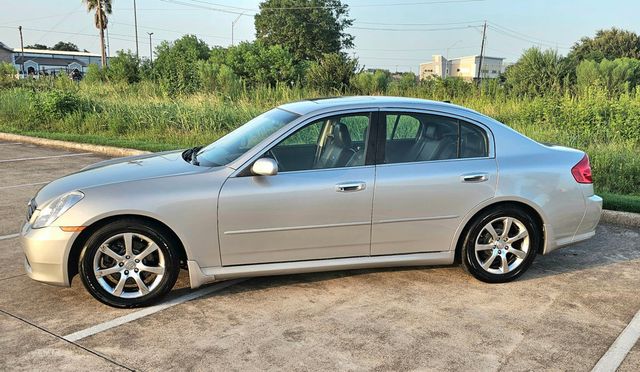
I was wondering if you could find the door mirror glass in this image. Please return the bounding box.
[252,158,279,176]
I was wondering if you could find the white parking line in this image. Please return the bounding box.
[592,309,640,372]
[0,181,48,190]
[0,233,19,241]
[63,278,246,342]
[0,152,92,163]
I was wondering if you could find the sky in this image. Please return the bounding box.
[1,0,639,72]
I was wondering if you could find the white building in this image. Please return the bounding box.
[0,41,103,77]
[420,54,505,81]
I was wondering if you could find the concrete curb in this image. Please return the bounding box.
[0,132,150,157]
[601,209,640,229]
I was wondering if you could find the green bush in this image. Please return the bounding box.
[305,53,358,93]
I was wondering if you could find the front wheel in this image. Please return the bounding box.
[79,219,180,308]
[461,206,541,283]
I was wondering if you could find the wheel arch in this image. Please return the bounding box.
[66,214,188,284]
[452,198,547,263]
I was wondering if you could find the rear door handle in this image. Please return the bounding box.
[461,173,488,183]
[336,182,366,192]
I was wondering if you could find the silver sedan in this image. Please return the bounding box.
[21,97,602,307]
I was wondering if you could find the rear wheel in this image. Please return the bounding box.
[461,206,540,283]
[79,219,180,308]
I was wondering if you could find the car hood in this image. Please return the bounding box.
[34,150,206,206]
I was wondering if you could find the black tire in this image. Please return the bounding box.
[79,219,180,308]
[461,205,540,283]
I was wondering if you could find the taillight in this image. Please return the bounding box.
[571,154,593,184]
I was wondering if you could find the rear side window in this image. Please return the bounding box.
[460,121,488,158]
[386,114,421,140]
[382,112,489,164]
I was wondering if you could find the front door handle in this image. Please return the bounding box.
[461,173,489,183]
[336,182,366,192]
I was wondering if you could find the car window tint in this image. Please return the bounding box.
[383,112,488,164]
[281,122,321,146]
[386,114,420,140]
[269,113,371,172]
[460,121,489,158]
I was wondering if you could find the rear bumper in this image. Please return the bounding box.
[20,222,75,287]
[544,194,602,254]
[576,194,603,237]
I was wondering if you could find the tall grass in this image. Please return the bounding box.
[0,80,638,195]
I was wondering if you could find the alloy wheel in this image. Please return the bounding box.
[92,232,166,298]
[474,217,530,275]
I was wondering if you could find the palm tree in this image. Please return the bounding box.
[83,0,112,68]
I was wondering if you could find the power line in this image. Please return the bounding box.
[259,0,486,9]
[0,10,84,26]
[351,45,476,52]
[488,21,568,47]
[0,25,138,45]
[110,21,231,40]
[351,25,481,32]
[159,0,256,16]
[487,24,571,49]
[354,19,484,26]
[34,4,84,44]
[173,0,485,12]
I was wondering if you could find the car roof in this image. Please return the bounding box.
[277,96,482,117]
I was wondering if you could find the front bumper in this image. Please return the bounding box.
[21,222,76,286]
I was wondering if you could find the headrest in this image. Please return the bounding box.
[331,122,352,147]
[424,124,439,140]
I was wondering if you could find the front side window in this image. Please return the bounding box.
[383,112,488,164]
[196,108,300,167]
[267,113,372,172]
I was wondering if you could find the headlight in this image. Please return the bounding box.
[32,191,84,228]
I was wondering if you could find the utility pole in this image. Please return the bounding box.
[476,20,487,84]
[231,12,244,46]
[18,26,24,77]
[133,0,139,58]
[147,32,154,63]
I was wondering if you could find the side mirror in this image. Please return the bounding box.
[251,158,278,176]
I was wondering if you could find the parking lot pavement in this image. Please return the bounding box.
[0,140,639,371]
[620,343,640,371]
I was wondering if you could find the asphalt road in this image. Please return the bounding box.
[0,140,639,371]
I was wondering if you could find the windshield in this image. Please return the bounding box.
[195,108,300,167]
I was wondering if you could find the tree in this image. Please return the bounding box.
[25,43,48,50]
[106,50,140,83]
[350,70,390,94]
[0,62,17,84]
[209,41,302,86]
[254,0,354,62]
[305,52,357,92]
[505,47,570,97]
[569,28,640,63]
[52,41,80,51]
[153,35,210,95]
[576,58,640,97]
[83,0,112,68]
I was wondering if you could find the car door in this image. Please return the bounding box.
[218,111,377,266]
[371,111,498,255]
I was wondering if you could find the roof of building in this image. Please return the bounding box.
[13,47,100,57]
[0,41,12,51]
[14,56,88,67]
